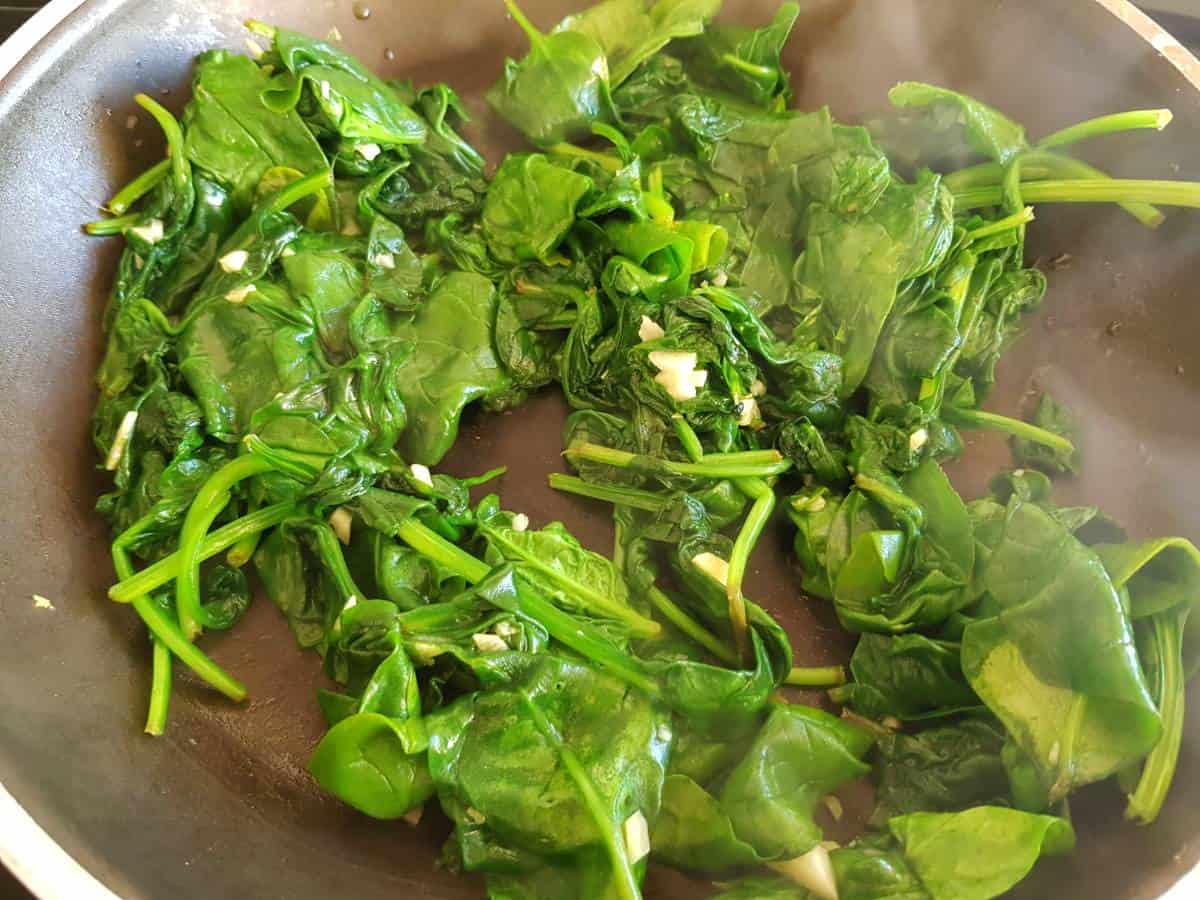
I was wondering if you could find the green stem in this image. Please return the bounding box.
[502,0,546,51]
[110,503,297,603]
[112,522,173,735]
[130,594,247,702]
[967,206,1034,242]
[1126,611,1186,825]
[547,142,622,174]
[785,665,847,687]
[461,465,508,487]
[310,521,366,601]
[396,519,490,582]
[672,414,706,462]
[720,52,774,79]
[145,640,173,736]
[953,178,1200,211]
[566,441,790,480]
[107,159,171,215]
[83,212,141,236]
[705,449,785,465]
[945,152,1163,227]
[174,455,276,640]
[1037,109,1172,150]
[266,169,334,215]
[944,406,1076,455]
[134,94,188,194]
[549,473,667,512]
[646,585,739,666]
[725,485,775,664]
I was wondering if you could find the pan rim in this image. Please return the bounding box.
[0,0,1197,899]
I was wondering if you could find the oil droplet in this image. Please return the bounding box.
[353,1,371,20]
[384,47,396,61]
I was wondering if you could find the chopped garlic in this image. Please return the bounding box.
[473,633,509,653]
[908,428,929,452]
[225,284,257,304]
[649,350,705,402]
[623,811,651,863]
[769,845,839,900]
[736,396,758,427]
[244,37,265,59]
[712,270,729,287]
[492,620,520,640]
[356,143,382,161]
[638,315,665,342]
[218,249,249,273]
[32,594,55,610]
[340,218,363,236]
[327,26,343,41]
[410,463,434,487]
[408,641,445,665]
[750,379,766,397]
[511,513,530,532]
[105,410,139,471]
[329,507,353,545]
[343,594,358,612]
[319,80,332,100]
[792,492,827,514]
[281,245,297,258]
[402,805,423,826]
[821,795,844,821]
[882,715,902,731]
[370,251,396,270]
[464,807,486,825]
[692,551,730,587]
[129,218,164,244]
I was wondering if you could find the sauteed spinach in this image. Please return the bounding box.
[88,3,1200,898]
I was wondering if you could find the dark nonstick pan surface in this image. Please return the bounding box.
[1,1,1199,897]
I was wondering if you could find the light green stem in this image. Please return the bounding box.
[785,665,847,687]
[1037,109,1172,150]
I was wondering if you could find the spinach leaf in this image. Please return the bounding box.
[653,704,872,868]
[888,82,1028,164]
[392,272,512,464]
[428,653,671,900]
[889,807,1074,900]
[962,496,1161,804]
[253,22,427,146]
[830,633,980,721]
[799,171,954,396]
[870,718,1009,824]
[488,1,615,147]
[182,50,328,213]
[482,154,593,264]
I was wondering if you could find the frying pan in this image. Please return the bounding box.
[1,1,1199,897]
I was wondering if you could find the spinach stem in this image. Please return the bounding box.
[705,449,785,465]
[106,159,171,215]
[109,503,298,603]
[646,585,739,666]
[785,665,847,688]
[174,455,276,640]
[968,206,1034,241]
[953,178,1200,211]
[501,0,546,50]
[726,484,774,664]
[146,640,173,736]
[1126,611,1186,824]
[83,212,141,236]
[130,594,247,702]
[547,142,622,173]
[945,152,1162,227]
[134,94,188,194]
[310,521,367,601]
[672,413,705,461]
[548,473,667,512]
[112,524,172,735]
[566,441,790,479]
[395,519,491,582]
[1037,109,1172,150]
[944,406,1076,455]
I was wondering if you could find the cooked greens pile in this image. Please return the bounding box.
[86,3,1200,898]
